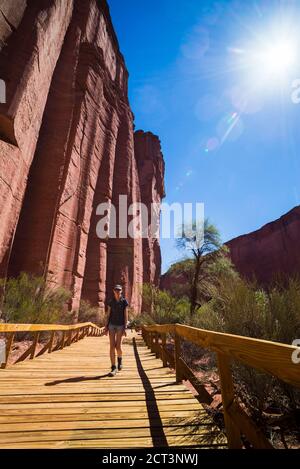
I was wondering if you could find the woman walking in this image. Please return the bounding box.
[104,285,129,377]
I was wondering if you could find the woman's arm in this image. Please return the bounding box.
[122,304,128,336]
[104,306,111,334]
[124,306,128,328]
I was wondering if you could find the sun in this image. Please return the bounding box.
[258,39,296,76]
[230,24,299,89]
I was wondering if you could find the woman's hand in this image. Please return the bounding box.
[103,326,109,336]
[122,328,127,337]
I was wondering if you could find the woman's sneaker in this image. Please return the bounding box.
[109,365,117,377]
[117,357,123,371]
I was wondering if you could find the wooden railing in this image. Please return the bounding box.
[0,322,102,369]
[142,323,300,449]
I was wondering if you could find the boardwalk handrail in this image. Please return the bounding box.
[0,322,102,369]
[142,323,300,450]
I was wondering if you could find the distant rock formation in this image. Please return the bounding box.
[0,0,165,315]
[226,206,300,286]
[160,206,300,293]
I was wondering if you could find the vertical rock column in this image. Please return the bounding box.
[135,130,165,287]
[106,113,143,313]
[81,110,120,312]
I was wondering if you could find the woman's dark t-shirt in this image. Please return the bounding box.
[107,297,129,326]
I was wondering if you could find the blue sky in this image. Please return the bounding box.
[108,0,300,273]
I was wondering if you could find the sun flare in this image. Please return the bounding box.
[258,39,296,76]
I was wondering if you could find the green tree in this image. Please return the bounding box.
[176,219,224,315]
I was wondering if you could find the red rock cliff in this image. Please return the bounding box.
[226,206,300,286]
[0,0,165,315]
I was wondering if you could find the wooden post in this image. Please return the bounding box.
[61,331,66,349]
[175,328,182,383]
[143,329,148,348]
[48,331,55,353]
[144,330,149,348]
[150,332,155,353]
[1,332,15,369]
[155,332,159,358]
[152,332,156,354]
[161,333,167,367]
[30,331,40,359]
[217,352,243,449]
[67,330,72,346]
[147,331,151,348]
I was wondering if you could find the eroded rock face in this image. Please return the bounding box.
[226,206,300,286]
[0,0,165,316]
[135,130,165,287]
[0,0,27,52]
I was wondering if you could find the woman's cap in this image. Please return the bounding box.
[114,284,122,291]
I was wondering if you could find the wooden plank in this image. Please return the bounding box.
[227,401,273,449]
[0,415,214,432]
[0,386,189,395]
[0,392,193,404]
[175,331,182,383]
[217,353,242,449]
[0,322,102,333]
[0,436,227,449]
[0,426,224,444]
[0,398,199,415]
[0,410,208,423]
[143,325,176,334]
[176,324,300,388]
[162,347,175,368]
[178,357,213,405]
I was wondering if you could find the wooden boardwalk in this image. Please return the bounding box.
[0,331,226,449]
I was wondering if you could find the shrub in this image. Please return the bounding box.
[0,272,71,324]
[77,300,103,325]
[140,283,189,325]
[195,274,300,343]
[194,273,300,422]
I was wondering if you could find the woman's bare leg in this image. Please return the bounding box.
[115,330,123,359]
[109,330,116,366]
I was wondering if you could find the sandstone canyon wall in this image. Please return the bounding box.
[226,206,300,286]
[0,0,165,315]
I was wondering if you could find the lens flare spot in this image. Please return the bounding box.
[205,137,219,153]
